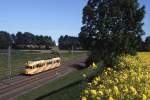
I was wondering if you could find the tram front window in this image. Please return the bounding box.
[25,66,32,69]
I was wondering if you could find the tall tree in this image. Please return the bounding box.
[79,0,145,66]
[0,31,11,49]
[23,32,35,45]
[58,35,81,50]
[144,36,150,51]
[15,32,24,45]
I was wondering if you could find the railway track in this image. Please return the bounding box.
[0,57,86,100]
[0,68,66,92]
[0,66,66,89]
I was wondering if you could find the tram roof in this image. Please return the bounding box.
[27,57,61,66]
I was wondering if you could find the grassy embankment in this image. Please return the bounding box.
[81,52,150,99]
[16,62,103,100]
[17,52,150,100]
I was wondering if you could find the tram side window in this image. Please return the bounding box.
[36,64,40,67]
[31,66,35,69]
[51,61,54,64]
[56,60,60,63]
[47,61,52,65]
[25,66,29,69]
[25,66,32,69]
[41,63,45,67]
[37,63,44,67]
[54,60,56,64]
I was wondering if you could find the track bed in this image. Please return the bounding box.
[0,57,86,100]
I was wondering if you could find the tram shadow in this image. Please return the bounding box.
[71,62,86,70]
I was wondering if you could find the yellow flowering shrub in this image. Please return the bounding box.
[82,52,150,100]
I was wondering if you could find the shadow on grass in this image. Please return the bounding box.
[35,81,82,100]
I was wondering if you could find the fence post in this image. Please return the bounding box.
[8,45,12,80]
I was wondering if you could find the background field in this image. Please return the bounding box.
[16,60,103,100]
[0,49,87,79]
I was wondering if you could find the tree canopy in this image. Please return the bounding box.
[0,31,11,49]
[79,0,145,66]
[0,31,55,49]
[58,35,81,50]
[144,36,150,51]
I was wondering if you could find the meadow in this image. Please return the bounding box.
[0,50,86,79]
[19,52,150,100]
[1,51,150,100]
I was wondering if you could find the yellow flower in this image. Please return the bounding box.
[98,85,105,89]
[83,74,87,78]
[114,78,119,83]
[82,53,150,99]
[130,86,137,95]
[108,79,113,84]
[92,62,97,69]
[98,90,103,96]
[113,86,120,95]
[109,96,113,100]
[95,76,101,81]
[119,76,124,83]
[84,90,89,94]
[123,73,128,80]
[92,80,98,85]
[123,86,128,94]
[107,68,111,71]
[142,94,147,100]
[137,77,140,82]
[90,90,97,96]
[105,89,112,95]
[96,97,101,100]
[82,96,87,100]
[104,71,108,76]
[88,83,91,86]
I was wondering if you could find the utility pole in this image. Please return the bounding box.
[8,45,12,80]
[71,45,74,54]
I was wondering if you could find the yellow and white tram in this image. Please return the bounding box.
[25,57,61,75]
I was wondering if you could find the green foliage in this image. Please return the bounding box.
[82,53,150,100]
[79,0,145,66]
[15,32,55,49]
[0,31,55,49]
[144,36,150,51]
[58,35,81,50]
[0,31,11,49]
[114,54,142,71]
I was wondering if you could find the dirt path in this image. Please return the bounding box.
[0,56,86,100]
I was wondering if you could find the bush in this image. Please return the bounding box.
[114,54,142,71]
[85,49,116,67]
[82,54,150,100]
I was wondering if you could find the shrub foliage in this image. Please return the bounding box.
[82,53,150,100]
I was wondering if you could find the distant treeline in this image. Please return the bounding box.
[58,35,82,50]
[0,31,55,49]
[58,34,150,51]
[140,36,150,51]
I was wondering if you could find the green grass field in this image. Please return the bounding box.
[16,52,150,100]
[16,62,103,100]
[0,50,87,79]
